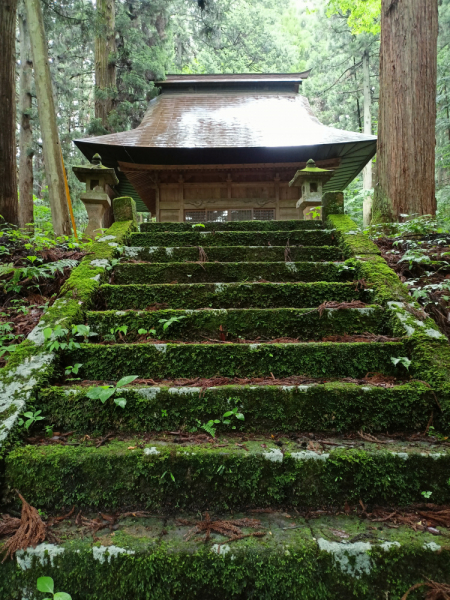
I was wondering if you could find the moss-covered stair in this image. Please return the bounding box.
[2,205,450,599]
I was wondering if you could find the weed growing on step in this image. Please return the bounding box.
[391,356,412,370]
[199,401,245,437]
[103,325,129,342]
[18,410,45,431]
[86,375,138,408]
[159,315,186,332]
[64,363,83,379]
[44,324,98,351]
[37,576,71,600]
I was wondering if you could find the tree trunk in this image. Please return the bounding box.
[25,0,71,237]
[0,0,19,226]
[362,49,373,226]
[372,0,438,223]
[95,0,116,130]
[18,0,34,229]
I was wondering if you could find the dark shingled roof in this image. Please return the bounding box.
[74,73,376,192]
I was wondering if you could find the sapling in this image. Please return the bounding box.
[86,375,138,408]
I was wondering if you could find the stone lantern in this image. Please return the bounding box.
[289,159,334,220]
[72,154,119,239]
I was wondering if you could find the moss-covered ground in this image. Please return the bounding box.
[2,209,450,598]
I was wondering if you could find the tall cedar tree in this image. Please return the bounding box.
[0,0,19,225]
[372,0,438,222]
[95,0,116,131]
[18,0,34,228]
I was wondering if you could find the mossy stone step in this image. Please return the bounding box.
[65,341,404,380]
[130,229,334,247]
[39,381,438,435]
[101,281,367,310]
[113,261,352,285]
[3,513,447,600]
[123,245,343,263]
[140,218,324,231]
[86,306,386,342]
[6,438,450,510]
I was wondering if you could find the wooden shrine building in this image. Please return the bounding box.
[74,73,377,222]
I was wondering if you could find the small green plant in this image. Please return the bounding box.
[391,356,412,370]
[161,471,176,482]
[103,325,129,342]
[105,257,122,272]
[200,401,245,437]
[421,491,432,499]
[138,328,157,337]
[159,315,187,332]
[192,223,205,229]
[305,207,321,220]
[44,324,97,351]
[86,375,138,408]
[64,363,83,378]
[18,410,45,431]
[37,576,71,600]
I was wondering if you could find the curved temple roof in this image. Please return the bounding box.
[74,74,376,192]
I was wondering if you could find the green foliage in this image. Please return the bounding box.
[86,375,138,408]
[326,0,381,35]
[18,410,45,431]
[37,576,71,600]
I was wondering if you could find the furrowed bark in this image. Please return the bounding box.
[18,0,34,229]
[372,0,438,223]
[95,0,116,130]
[0,0,19,226]
[25,0,71,237]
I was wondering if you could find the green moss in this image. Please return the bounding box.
[113,261,353,285]
[322,192,344,221]
[2,513,448,600]
[66,341,405,380]
[6,441,450,510]
[38,381,437,436]
[140,219,324,232]
[327,215,380,257]
[356,256,411,305]
[87,305,386,342]
[100,281,366,310]
[130,229,334,248]
[113,196,138,224]
[124,245,343,263]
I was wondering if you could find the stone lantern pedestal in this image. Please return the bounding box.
[289,159,334,220]
[72,154,119,239]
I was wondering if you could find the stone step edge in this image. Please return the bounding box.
[85,305,386,341]
[38,380,440,435]
[6,439,450,511]
[99,281,368,310]
[1,512,446,600]
[65,341,405,381]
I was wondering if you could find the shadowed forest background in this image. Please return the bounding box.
[19,0,450,230]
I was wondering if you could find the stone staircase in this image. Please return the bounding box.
[2,208,450,599]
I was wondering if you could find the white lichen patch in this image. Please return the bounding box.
[291,451,329,461]
[214,283,227,293]
[390,452,409,461]
[115,311,126,316]
[429,453,446,460]
[0,353,54,446]
[425,328,445,339]
[137,387,161,400]
[144,447,160,456]
[165,247,174,257]
[380,541,401,551]
[249,344,260,351]
[281,386,295,391]
[92,545,135,564]
[423,541,441,552]
[16,544,65,571]
[90,258,110,269]
[64,389,78,396]
[123,247,144,258]
[108,242,119,248]
[211,544,234,558]
[154,344,167,353]
[317,538,372,578]
[263,448,283,462]
[27,321,47,346]
[285,262,298,273]
[90,274,101,282]
[97,235,116,242]
[169,387,201,395]
[297,385,310,392]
